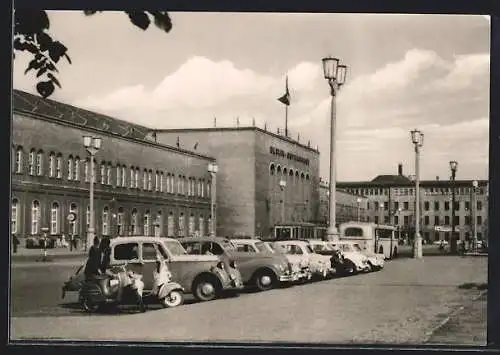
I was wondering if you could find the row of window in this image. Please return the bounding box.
[422,231,484,242]
[13,146,212,198]
[369,200,484,212]
[345,186,487,197]
[11,199,214,237]
[269,163,311,181]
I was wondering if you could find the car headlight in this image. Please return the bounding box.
[229,260,237,269]
[292,263,300,273]
[217,261,225,271]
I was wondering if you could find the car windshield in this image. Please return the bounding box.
[265,243,276,253]
[255,242,269,253]
[312,244,330,252]
[221,239,237,251]
[305,245,314,253]
[163,240,187,256]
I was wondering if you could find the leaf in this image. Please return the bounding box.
[149,12,172,33]
[36,32,53,51]
[36,80,55,98]
[127,11,150,31]
[36,67,48,78]
[63,53,72,64]
[47,41,68,63]
[24,58,38,74]
[47,73,61,88]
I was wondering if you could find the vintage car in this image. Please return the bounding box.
[231,238,307,282]
[62,236,243,302]
[326,241,371,274]
[273,240,334,279]
[179,237,296,291]
[348,241,385,271]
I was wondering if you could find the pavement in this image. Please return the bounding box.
[11,247,86,264]
[10,256,487,344]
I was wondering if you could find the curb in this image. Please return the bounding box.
[423,289,487,343]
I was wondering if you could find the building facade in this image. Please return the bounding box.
[337,164,489,243]
[11,90,215,245]
[154,127,320,238]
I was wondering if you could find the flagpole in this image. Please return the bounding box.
[285,104,288,138]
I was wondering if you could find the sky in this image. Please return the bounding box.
[12,12,491,182]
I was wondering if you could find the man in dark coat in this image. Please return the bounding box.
[84,236,101,280]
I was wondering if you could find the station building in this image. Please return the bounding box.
[337,164,489,243]
[153,127,321,238]
[11,90,215,245]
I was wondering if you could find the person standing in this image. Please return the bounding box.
[84,236,101,280]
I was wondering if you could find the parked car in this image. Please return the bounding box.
[343,241,384,271]
[179,237,296,291]
[63,236,243,303]
[326,241,370,274]
[273,240,334,279]
[261,241,312,282]
[231,238,305,282]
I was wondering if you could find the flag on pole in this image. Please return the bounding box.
[277,76,290,106]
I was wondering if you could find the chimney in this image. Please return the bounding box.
[398,163,403,176]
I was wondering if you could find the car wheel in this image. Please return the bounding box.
[161,290,184,308]
[254,269,277,291]
[342,260,357,276]
[193,278,219,302]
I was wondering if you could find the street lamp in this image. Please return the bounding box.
[472,180,478,253]
[322,56,348,240]
[279,179,287,223]
[356,197,362,222]
[208,162,219,237]
[391,207,402,258]
[449,160,458,253]
[410,129,424,259]
[83,135,102,251]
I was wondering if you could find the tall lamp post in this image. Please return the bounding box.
[279,179,287,224]
[83,135,102,251]
[472,180,478,253]
[322,56,348,240]
[356,197,362,222]
[449,160,458,254]
[208,162,219,237]
[410,129,424,259]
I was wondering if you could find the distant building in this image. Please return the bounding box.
[337,163,489,243]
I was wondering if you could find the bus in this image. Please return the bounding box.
[338,221,398,259]
[263,223,328,241]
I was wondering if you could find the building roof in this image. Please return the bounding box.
[337,178,488,187]
[371,174,413,185]
[13,89,152,141]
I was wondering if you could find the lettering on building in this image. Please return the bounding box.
[269,146,310,166]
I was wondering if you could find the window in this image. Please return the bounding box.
[56,153,63,178]
[189,213,195,235]
[102,206,109,236]
[201,179,205,197]
[394,202,399,211]
[131,209,138,235]
[394,215,399,225]
[160,172,164,192]
[199,215,205,236]
[148,170,153,191]
[178,212,185,237]
[167,212,174,237]
[69,203,78,235]
[374,202,379,211]
[51,202,60,235]
[403,215,409,225]
[29,149,36,175]
[130,166,135,188]
[74,156,80,181]
[116,165,122,187]
[31,200,40,235]
[114,243,139,261]
[142,243,158,261]
[100,162,106,184]
[403,202,409,210]
[107,163,112,185]
[177,175,182,194]
[143,169,148,190]
[434,201,439,211]
[49,153,56,177]
[344,227,363,237]
[445,216,450,225]
[465,216,471,225]
[444,201,450,211]
[15,147,23,173]
[424,202,430,211]
[477,201,483,211]
[465,201,470,211]
[453,216,460,226]
[454,201,460,211]
[135,168,139,188]
[207,180,211,198]
[68,156,74,180]
[117,207,124,235]
[424,216,429,225]
[374,216,379,224]
[144,210,151,236]
[477,216,482,225]
[434,216,439,226]
[84,158,90,182]
[121,165,126,187]
[36,150,43,176]
[11,198,19,234]
[155,171,160,192]
[384,202,388,211]
[154,211,163,237]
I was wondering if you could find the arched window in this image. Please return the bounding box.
[15,146,23,174]
[49,152,56,178]
[116,164,122,187]
[102,206,109,236]
[143,169,148,190]
[188,213,195,236]
[155,171,160,192]
[301,172,305,180]
[154,210,163,237]
[56,153,63,178]
[199,214,205,237]
[183,176,187,195]
[177,174,182,194]
[131,208,138,235]
[208,214,213,236]
[69,203,78,235]
[167,211,174,237]
[276,165,282,175]
[270,163,275,176]
[117,207,125,236]
[201,179,205,198]
[100,161,106,184]
[148,170,153,191]
[130,166,135,188]
[29,149,36,175]
[50,202,60,235]
[160,172,164,192]
[36,150,44,176]
[107,163,112,185]
[295,170,299,179]
[84,158,90,182]
[198,179,202,197]
[68,155,74,180]
[187,178,192,196]
[144,210,151,236]
[74,156,81,181]
[135,168,140,188]
[283,167,288,176]
[121,165,127,187]
[31,200,40,235]
[178,212,185,237]
[11,198,19,234]
[207,180,211,199]
[289,169,294,177]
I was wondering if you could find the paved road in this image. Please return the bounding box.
[10,256,487,344]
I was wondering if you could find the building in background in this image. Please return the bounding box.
[11,90,214,246]
[337,164,489,244]
[154,127,320,238]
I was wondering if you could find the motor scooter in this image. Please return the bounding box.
[79,264,184,313]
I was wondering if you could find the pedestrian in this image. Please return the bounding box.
[99,237,111,274]
[69,234,74,251]
[12,235,19,254]
[84,236,101,280]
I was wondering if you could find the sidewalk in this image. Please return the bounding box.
[425,291,487,345]
[11,247,87,263]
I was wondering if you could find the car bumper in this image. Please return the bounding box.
[223,271,244,290]
[279,273,300,283]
